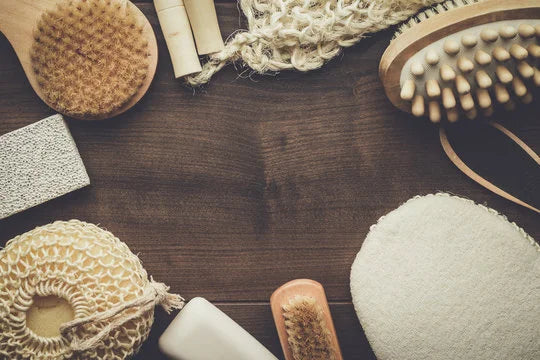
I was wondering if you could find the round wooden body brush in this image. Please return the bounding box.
[380,0,539,123]
[0,0,158,120]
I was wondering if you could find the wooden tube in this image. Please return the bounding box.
[184,0,224,55]
[155,0,202,78]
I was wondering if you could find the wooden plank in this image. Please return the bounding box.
[0,2,538,360]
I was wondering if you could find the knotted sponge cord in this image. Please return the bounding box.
[186,0,444,86]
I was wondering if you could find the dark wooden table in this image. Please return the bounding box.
[1,1,538,359]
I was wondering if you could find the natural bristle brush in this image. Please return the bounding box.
[271,279,343,360]
[0,0,158,120]
[380,0,539,123]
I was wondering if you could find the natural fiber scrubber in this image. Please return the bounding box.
[186,0,446,86]
[350,193,540,360]
[0,220,184,360]
[0,0,158,120]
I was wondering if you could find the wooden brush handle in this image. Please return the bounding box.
[270,279,343,360]
[0,0,56,96]
[154,0,201,78]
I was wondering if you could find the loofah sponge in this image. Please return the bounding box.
[0,220,183,360]
[350,193,539,360]
[30,0,150,119]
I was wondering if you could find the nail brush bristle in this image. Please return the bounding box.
[283,296,336,360]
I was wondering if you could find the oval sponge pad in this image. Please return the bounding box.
[350,194,539,360]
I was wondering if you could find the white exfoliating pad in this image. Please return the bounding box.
[0,115,89,219]
[350,194,539,360]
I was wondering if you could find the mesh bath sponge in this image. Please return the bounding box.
[187,0,444,86]
[0,220,183,360]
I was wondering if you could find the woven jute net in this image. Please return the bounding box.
[186,0,444,86]
[0,220,184,360]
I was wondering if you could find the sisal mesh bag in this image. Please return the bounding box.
[0,220,183,360]
[187,0,444,86]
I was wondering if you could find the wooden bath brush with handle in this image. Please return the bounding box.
[380,0,539,213]
[0,0,158,120]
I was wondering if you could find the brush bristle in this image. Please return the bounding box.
[394,0,485,39]
[30,0,149,118]
[282,295,336,360]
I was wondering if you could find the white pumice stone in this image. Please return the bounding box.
[0,114,90,219]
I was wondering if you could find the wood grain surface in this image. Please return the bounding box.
[0,2,538,359]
